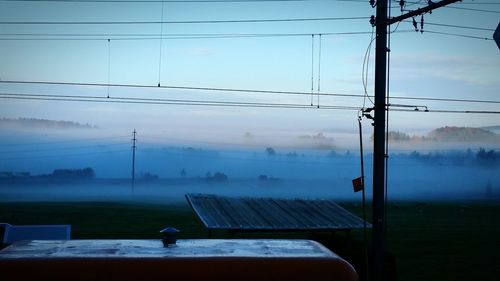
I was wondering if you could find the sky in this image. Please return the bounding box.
[0,0,499,148]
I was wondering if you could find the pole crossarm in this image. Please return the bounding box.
[387,0,462,26]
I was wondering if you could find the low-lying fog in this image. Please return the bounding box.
[1,143,499,203]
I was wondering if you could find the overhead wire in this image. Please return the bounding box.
[1,80,499,105]
[0,32,490,41]
[0,29,491,42]
[1,92,499,114]
[157,0,165,87]
[0,92,362,110]
[423,30,493,41]
[398,0,423,9]
[417,21,495,32]
[404,0,500,13]
[4,0,497,4]
[0,80,369,98]
[443,5,500,13]
[362,27,375,108]
[0,0,371,3]
[390,108,500,114]
[310,34,314,106]
[0,17,369,25]
[444,1,500,4]
[107,38,111,98]
[317,34,322,108]
[0,31,393,38]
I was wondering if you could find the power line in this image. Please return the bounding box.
[0,93,500,114]
[107,38,111,98]
[157,0,165,87]
[2,80,499,105]
[391,95,500,105]
[391,108,500,114]
[362,28,375,107]
[0,80,368,98]
[406,0,500,13]
[0,16,369,25]
[0,29,491,41]
[423,30,493,41]
[413,21,496,32]
[3,0,497,4]
[0,31,388,41]
[2,92,499,114]
[0,31,377,37]
[0,0,369,3]
[0,92,361,110]
[310,34,314,106]
[447,1,500,4]
[1,22,493,35]
[444,5,500,13]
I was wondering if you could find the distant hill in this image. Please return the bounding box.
[427,126,498,142]
[297,132,336,149]
[0,117,96,130]
[370,131,435,143]
[481,126,500,134]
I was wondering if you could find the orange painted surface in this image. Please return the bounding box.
[1,257,357,281]
[0,239,358,281]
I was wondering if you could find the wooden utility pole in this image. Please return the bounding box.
[371,1,460,280]
[372,1,387,279]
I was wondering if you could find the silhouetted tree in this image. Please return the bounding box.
[265,147,276,156]
[142,172,159,181]
[52,167,94,179]
[206,172,228,182]
[476,148,499,166]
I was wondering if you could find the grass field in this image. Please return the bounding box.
[1,200,499,281]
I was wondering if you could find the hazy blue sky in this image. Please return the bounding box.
[0,0,499,145]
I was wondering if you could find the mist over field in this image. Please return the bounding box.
[0,122,499,203]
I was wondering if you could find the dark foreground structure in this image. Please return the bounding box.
[0,239,358,281]
[186,193,369,236]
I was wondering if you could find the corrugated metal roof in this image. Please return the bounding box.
[186,194,371,231]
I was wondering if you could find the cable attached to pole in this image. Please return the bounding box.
[317,34,322,108]
[362,28,375,108]
[157,0,165,87]
[357,112,369,281]
[107,38,111,98]
[310,34,315,106]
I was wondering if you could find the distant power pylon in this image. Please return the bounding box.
[131,129,137,193]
